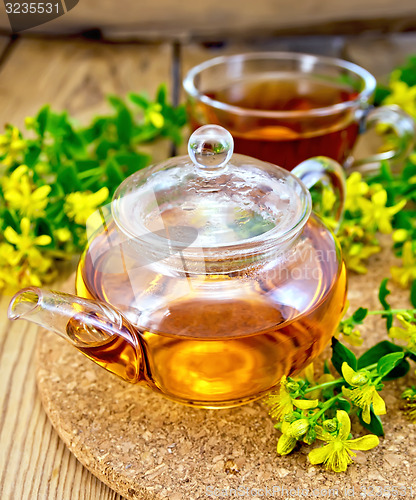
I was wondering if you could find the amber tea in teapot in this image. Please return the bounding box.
[75,217,346,406]
[9,125,347,408]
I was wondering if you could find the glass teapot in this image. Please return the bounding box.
[8,125,347,408]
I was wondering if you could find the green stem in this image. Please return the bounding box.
[367,309,416,316]
[77,167,104,180]
[304,363,378,394]
[311,395,342,421]
[304,379,343,394]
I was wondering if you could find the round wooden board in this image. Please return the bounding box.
[36,244,416,500]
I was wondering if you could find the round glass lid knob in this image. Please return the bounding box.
[188,125,234,173]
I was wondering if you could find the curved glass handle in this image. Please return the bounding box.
[292,156,346,233]
[350,104,415,174]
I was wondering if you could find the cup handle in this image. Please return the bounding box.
[292,156,346,233]
[349,104,415,174]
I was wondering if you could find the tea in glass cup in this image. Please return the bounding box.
[184,52,415,171]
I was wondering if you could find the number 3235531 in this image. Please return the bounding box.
[5,3,60,14]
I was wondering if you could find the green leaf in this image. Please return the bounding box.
[411,281,416,309]
[378,278,393,329]
[116,107,133,144]
[380,160,394,182]
[108,95,126,110]
[57,164,81,193]
[129,92,150,109]
[1,208,19,230]
[24,144,41,168]
[75,160,100,173]
[105,158,124,186]
[377,352,405,378]
[384,358,410,381]
[46,111,70,136]
[80,117,108,143]
[331,338,357,375]
[374,85,391,106]
[334,397,351,413]
[357,408,384,436]
[114,152,150,176]
[156,84,167,105]
[352,307,368,322]
[36,105,50,137]
[95,140,119,160]
[62,126,86,157]
[358,341,403,369]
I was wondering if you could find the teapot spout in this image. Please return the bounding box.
[8,287,145,384]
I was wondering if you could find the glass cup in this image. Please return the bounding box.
[183,52,415,172]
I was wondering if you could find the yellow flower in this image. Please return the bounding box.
[384,80,416,118]
[0,239,55,293]
[389,314,416,352]
[345,172,369,212]
[4,217,52,253]
[54,227,72,243]
[334,300,363,347]
[265,376,294,421]
[277,421,297,455]
[0,127,26,167]
[2,165,51,217]
[64,187,109,225]
[342,240,381,274]
[338,224,381,274]
[265,376,318,422]
[404,401,416,422]
[391,241,416,288]
[359,189,406,234]
[392,229,409,243]
[24,116,36,129]
[300,362,336,399]
[308,410,379,472]
[341,362,386,424]
[146,103,164,129]
[276,419,311,455]
[402,389,416,423]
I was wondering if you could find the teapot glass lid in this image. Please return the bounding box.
[112,125,311,253]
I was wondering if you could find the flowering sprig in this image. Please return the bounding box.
[0,85,187,292]
[265,279,416,472]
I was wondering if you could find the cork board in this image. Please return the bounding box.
[36,242,416,500]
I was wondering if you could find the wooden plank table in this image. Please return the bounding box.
[0,32,415,500]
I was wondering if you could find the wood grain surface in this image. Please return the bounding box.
[0,0,415,39]
[0,38,172,137]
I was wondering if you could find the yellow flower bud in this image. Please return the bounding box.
[277,433,297,455]
[350,373,369,386]
[285,380,299,392]
[393,229,409,243]
[285,418,310,438]
[323,419,338,432]
[25,117,36,128]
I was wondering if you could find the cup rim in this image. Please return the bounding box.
[183,51,377,119]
